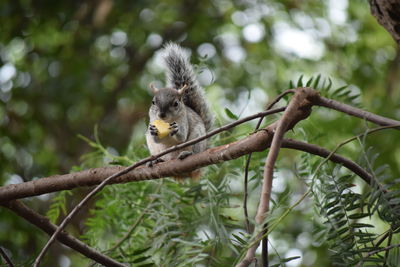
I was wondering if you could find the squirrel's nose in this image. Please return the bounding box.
[160,112,166,118]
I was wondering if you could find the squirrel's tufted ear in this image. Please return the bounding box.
[149,83,159,94]
[177,84,188,96]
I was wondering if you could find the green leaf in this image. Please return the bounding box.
[324,199,340,209]
[136,264,155,267]
[326,78,333,91]
[224,108,238,120]
[131,256,151,263]
[306,77,314,87]
[350,223,374,229]
[232,233,247,245]
[297,75,304,87]
[349,213,370,219]
[353,232,375,238]
[313,74,321,88]
[281,256,301,263]
[131,247,151,256]
[332,86,348,97]
[327,206,342,216]
[336,220,348,228]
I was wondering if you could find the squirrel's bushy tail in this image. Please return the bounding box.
[163,42,213,132]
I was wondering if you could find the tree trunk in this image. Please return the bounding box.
[369,0,400,44]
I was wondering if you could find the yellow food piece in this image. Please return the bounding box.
[153,120,171,138]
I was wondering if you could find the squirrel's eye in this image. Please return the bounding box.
[173,101,179,107]
[152,100,155,105]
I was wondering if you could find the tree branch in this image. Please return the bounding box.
[368,0,400,44]
[1,200,125,267]
[0,246,14,267]
[244,89,295,234]
[280,139,373,185]
[316,96,400,127]
[237,88,319,267]
[0,107,285,203]
[357,243,400,267]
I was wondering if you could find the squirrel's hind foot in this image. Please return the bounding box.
[146,158,164,167]
[178,151,193,160]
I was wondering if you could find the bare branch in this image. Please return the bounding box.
[244,89,295,234]
[237,88,319,267]
[357,243,400,267]
[281,139,373,185]
[1,200,124,267]
[0,247,14,267]
[316,96,400,127]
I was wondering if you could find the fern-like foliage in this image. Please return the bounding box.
[314,166,379,266]
[78,131,251,266]
[289,75,361,107]
[46,190,73,224]
[298,138,400,266]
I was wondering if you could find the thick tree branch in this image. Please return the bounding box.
[0,107,285,202]
[244,89,295,233]
[237,87,319,267]
[2,200,124,267]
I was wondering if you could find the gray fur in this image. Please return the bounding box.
[146,104,206,162]
[145,43,212,165]
[163,42,214,132]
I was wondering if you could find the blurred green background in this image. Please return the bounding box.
[1,0,400,266]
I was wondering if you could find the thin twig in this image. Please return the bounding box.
[107,181,163,252]
[0,247,14,267]
[2,200,124,267]
[384,230,393,264]
[280,139,373,185]
[375,225,400,248]
[33,107,286,266]
[356,243,400,267]
[243,89,295,234]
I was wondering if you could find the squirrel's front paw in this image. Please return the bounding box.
[169,122,178,136]
[149,124,159,136]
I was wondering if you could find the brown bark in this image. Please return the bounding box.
[369,0,400,44]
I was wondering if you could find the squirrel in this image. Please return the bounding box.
[145,43,213,176]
